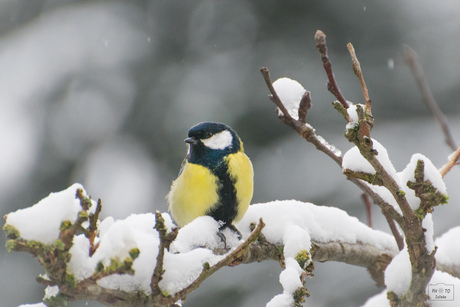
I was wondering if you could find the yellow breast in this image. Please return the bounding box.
[167,162,220,227]
[167,151,254,227]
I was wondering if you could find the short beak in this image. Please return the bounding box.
[185,137,198,145]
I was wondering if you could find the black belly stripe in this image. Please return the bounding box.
[205,159,238,226]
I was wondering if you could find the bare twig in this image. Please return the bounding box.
[347,42,372,116]
[298,91,312,124]
[315,30,349,109]
[440,145,460,178]
[260,67,295,122]
[384,215,404,251]
[151,211,178,296]
[404,44,457,151]
[361,193,373,228]
[60,189,91,250]
[88,199,102,256]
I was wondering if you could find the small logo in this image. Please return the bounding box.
[428,283,454,301]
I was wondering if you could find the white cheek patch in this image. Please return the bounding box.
[202,130,233,150]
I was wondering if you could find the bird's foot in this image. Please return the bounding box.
[216,224,243,249]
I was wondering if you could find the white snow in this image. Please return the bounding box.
[435,226,460,268]
[160,248,221,295]
[18,304,47,307]
[423,214,435,253]
[67,234,93,280]
[266,293,294,307]
[272,77,307,120]
[283,225,311,259]
[279,258,304,294]
[401,153,447,195]
[44,285,60,299]
[73,213,160,294]
[398,153,447,211]
[239,200,397,251]
[266,226,312,306]
[361,290,388,307]
[346,103,360,129]
[4,183,96,244]
[169,216,222,253]
[342,145,375,174]
[342,138,397,178]
[385,248,412,296]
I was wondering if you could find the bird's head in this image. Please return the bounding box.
[185,122,242,166]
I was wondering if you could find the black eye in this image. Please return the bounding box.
[203,132,213,139]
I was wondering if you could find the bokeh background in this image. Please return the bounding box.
[1,1,460,306]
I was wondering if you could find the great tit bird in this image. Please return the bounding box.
[167,122,254,240]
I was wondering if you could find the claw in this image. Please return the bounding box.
[216,231,227,248]
[217,224,242,249]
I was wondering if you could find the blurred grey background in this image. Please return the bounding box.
[1,0,460,306]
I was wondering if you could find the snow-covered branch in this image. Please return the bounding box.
[260,30,457,307]
[3,184,406,307]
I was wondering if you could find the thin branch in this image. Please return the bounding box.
[298,91,312,124]
[166,218,266,304]
[260,67,295,122]
[361,193,373,228]
[88,199,102,256]
[60,189,91,250]
[404,44,457,151]
[384,214,404,251]
[440,145,460,178]
[260,67,342,166]
[347,42,372,116]
[314,30,349,109]
[151,211,178,296]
